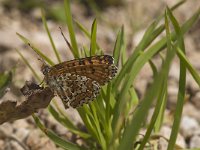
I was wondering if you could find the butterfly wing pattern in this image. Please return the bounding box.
[42,55,118,108]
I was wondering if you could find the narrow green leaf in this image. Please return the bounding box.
[113,19,165,91]
[0,71,12,98]
[41,9,61,63]
[75,20,90,38]
[105,84,112,122]
[138,81,167,150]
[155,0,186,22]
[139,16,171,149]
[16,33,55,66]
[77,107,101,144]
[32,114,83,150]
[128,86,139,106]
[75,20,100,51]
[64,0,79,58]
[154,91,167,132]
[113,26,124,65]
[112,9,200,122]
[118,55,175,150]
[149,60,158,78]
[92,97,106,128]
[121,44,127,66]
[90,19,97,56]
[112,37,166,131]
[16,49,41,81]
[113,8,200,92]
[170,0,186,10]
[166,7,186,150]
[176,47,200,87]
[112,8,199,134]
[118,33,176,150]
[88,103,106,150]
[48,105,91,139]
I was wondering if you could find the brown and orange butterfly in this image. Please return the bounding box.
[28,28,117,109]
[40,55,117,108]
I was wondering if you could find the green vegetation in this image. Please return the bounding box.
[17,0,200,149]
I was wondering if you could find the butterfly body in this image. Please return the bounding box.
[42,55,117,108]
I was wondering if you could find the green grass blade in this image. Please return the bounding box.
[82,46,90,57]
[138,13,171,149]
[105,84,112,122]
[128,86,139,106]
[166,7,186,150]
[75,20,101,52]
[41,9,61,63]
[118,32,176,150]
[121,43,127,66]
[74,20,90,38]
[113,19,164,91]
[32,114,83,150]
[89,103,106,150]
[114,7,199,96]
[149,60,158,78]
[181,8,200,34]
[112,8,199,132]
[113,22,164,91]
[170,0,186,10]
[47,3,66,22]
[64,0,79,58]
[176,47,200,87]
[0,71,12,98]
[155,0,186,22]
[104,83,113,146]
[48,105,91,139]
[138,81,167,150]
[16,49,41,81]
[113,26,124,65]
[113,8,200,92]
[112,36,166,130]
[92,98,106,130]
[154,92,167,132]
[16,33,55,66]
[90,18,97,56]
[77,107,101,144]
[118,53,175,150]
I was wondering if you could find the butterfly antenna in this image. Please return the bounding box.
[27,42,50,78]
[27,42,47,65]
[59,27,73,52]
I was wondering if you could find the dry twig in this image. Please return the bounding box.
[0,81,54,124]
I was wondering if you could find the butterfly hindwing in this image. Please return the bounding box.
[47,73,100,108]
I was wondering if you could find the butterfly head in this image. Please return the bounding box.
[41,63,51,75]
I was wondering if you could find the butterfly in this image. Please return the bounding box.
[41,55,118,108]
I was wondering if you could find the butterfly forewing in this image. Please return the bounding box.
[44,55,117,108]
[48,55,117,85]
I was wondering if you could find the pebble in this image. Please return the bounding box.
[180,116,199,138]
[167,80,179,109]
[14,128,30,142]
[190,129,200,148]
[183,103,200,123]
[0,123,13,137]
[191,91,200,108]
[160,126,186,148]
[25,129,57,150]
